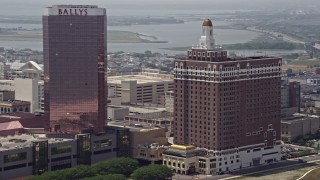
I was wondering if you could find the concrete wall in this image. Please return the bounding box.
[281,117,320,142]
[14,78,39,113]
[121,80,137,104]
[107,106,129,120]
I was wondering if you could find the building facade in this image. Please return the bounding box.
[43,5,106,134]
[281,115,320,142]
[0,100,30,114]
[281,79,300,117]
[107,73,174,105]
[165,91,174,112]
[108,121,168,162]
[169,19,282,174]
[0,133,116,179]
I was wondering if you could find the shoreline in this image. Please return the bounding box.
[0,29,168,44]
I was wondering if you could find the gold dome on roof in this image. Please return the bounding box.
[202,19,213,27]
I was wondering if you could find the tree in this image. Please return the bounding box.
[93,157,139,177]
[32,165,96,180]
[81,174,126,180]
[131,164,173,180]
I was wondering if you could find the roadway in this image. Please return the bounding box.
[247,26,306,44]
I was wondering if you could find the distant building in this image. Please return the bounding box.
[14,78,39,113]
[0,79,44,113]
[306,76,320,86]
[168,19,282,174]
[0,80,14,91]
[0,62,10,79]
[281,115,320,142]
[43,5,106,134]
[3,60,43,80]
[107,73,174,105]
[281,79,300,117]
[165,91,174,113]
[0,100,30,114]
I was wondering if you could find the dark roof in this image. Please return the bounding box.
[0,112,47,128]
[202,19,213,27]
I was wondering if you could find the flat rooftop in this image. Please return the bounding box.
[0,134,75,152]
[0,100,30,106]
[107,75,173,85]
[128,106,166,114]
[108,120,162,132]
[281,115,319,123]
[0,112,47,129]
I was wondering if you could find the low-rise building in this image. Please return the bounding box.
[281,80,300,117]
[107,106,129,120]
[107,72,174,105]
[109,120,168,163]
[124,111,173,136]
[281,115,320,142]
[163,144,281,175]
[0,132,117,179]
[0,100,30,114]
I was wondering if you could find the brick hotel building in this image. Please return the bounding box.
[43,5,106,134]
[164,19,282,174]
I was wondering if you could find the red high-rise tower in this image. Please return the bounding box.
[173,19,282,172]
[43,5,106,134]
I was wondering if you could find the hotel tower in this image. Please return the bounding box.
[43,5,106,134]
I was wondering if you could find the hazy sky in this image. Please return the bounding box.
[0,0,319,16]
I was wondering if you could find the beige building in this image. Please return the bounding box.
[107,72,174,105]
[165,91,174,113]
[281,115,320,142]
[0,100,30,114]
[107,105,129,120]
[163,145,217,175]
[109,120,168,162]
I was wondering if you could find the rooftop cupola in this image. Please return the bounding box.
[199,19,215,50]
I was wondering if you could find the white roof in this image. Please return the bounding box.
[19,61,43,71]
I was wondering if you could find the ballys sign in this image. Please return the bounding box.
[58,9,88,16]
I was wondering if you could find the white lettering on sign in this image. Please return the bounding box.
[58,9,88,16]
